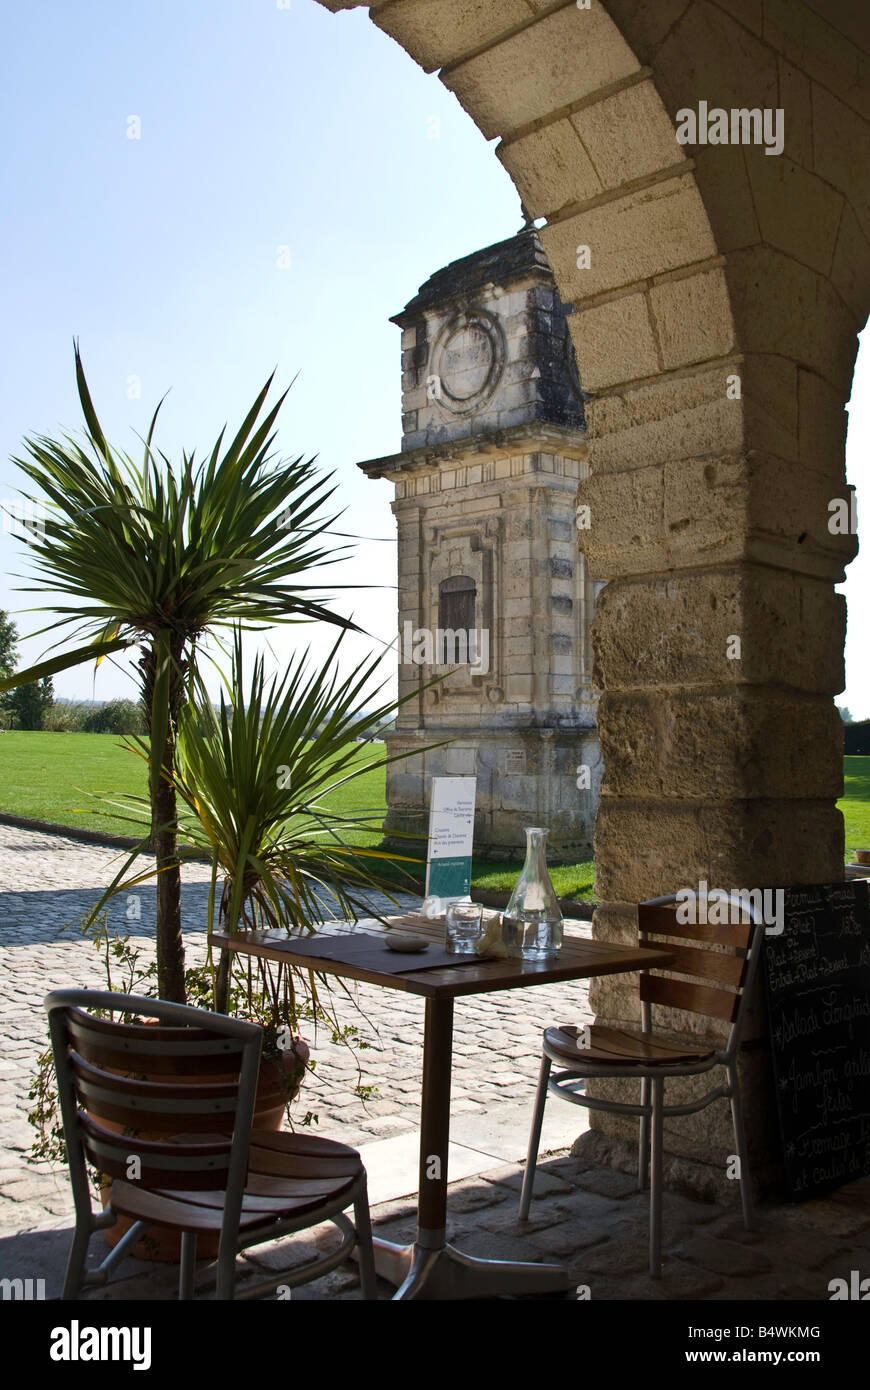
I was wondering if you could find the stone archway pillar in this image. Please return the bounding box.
[317,0,870,1192]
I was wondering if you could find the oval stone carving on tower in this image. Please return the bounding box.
[430,310,506,416]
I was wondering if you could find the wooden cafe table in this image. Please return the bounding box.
[209,915,672,1300]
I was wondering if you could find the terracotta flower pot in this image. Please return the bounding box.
[99,1037,310,1262]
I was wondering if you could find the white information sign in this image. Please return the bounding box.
[424,776,477,901]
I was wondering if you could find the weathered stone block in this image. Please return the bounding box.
[713,0,763,34]
[370,0,537,75]
[776,57,813,168]
[740,353,798,463]
[497,119,601,220]
[745,152,844,276]
[579,447,849,582]
[648,267,736,371]
[593,798,845,903]
[541,175,717,302]
[724,245,860,396]
[599,688,844,801]
[571,290,660,390]
[765,0,868,122]
[583,365,743,474]
[591,568,846,694]
[830,202,870,323]
[443,6,640,140]
[603,0,692,64]
[797,367,851,481]
[691,143,760,255]
[655,0,778,115]
[570,78,687,190]
[812,84,870,244]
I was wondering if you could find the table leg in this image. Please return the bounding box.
[370,996,572,1300]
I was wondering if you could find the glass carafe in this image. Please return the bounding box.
[501,827,563,960]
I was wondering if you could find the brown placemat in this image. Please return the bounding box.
[272,931,480,974]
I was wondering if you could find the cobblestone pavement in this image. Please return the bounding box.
[2,824,869,1302]
[0,823,593,1231]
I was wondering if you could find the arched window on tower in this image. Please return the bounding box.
[439,575,476,634]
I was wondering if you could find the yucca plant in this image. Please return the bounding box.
[176,629,438,1013]
[0,345,356,1001]
[86,627,442,1021]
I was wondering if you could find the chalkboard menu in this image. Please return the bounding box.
[763,882,870,1199]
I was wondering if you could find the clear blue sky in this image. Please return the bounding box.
[0,0,867,716]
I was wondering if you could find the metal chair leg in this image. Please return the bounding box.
[62,1218,93,1300]
[728,1062,755,1230]
[215,1237,237,1301]
[649,1077,664,1278]
[519,1052,552,1220]
[179,1231,197,1301]
[353,1178,378,1301]
[638,1074,651,1192]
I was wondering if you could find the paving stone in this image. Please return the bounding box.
[242,1236,323,1273]
[371,1215,418,1246]
[778,1199,870,1239]
[763,1228,851,1272]
[573,1167,640,1199]
[773,1278,833,1299]
[660,1193,724,1227]
[704,1215,767,1245]
[678,1234,773,1277]
[569,1235,652,1277]
[622,1260,725,1301]
[484,1165,574,1198]
[541,1156,596,1184]
[527,1222,610,1259]
[551,1188,623,1223]
[456,1229,550,1263]
[476,1203,563,1236]
[449,1182,509,1214]
[365,1196,418,1223]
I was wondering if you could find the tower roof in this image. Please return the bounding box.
[391,226,552,326]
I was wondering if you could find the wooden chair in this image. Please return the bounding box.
[45,989,377,1300]
[518,892,766,1276]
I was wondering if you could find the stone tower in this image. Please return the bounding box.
[358,225,602,863]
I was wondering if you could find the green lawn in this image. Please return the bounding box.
[841,756,870,857]
[0,734,864,896]
[0,731,389,845]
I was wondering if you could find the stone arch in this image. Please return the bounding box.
[317,0,870,1186]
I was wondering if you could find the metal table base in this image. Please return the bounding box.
[372,1235,573,1300]
[375,996,573,1300]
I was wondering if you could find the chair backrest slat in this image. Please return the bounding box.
[80,1115,233,1191]
[44,989,264,1213]
[649,941,746,989]
[67,1009,245,1075]
[638,896,763,1036]
[639,902,752,949]
[70,1051,242,1133]
[639,972,740,1023]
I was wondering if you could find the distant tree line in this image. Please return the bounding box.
[0,609,144,732]
[1,608,388,738]
[844,721,870,756]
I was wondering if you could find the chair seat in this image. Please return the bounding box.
[544,1024,717,1068]
[110,1129,363,1234]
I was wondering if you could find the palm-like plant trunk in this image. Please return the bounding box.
[214,942,231,1014]
[141,636,187,1002]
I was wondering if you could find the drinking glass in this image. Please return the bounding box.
[445,901,484,954]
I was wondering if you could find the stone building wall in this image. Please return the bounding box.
[359,229,600,861]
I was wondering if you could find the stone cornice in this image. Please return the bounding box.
[357,422,588,480]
